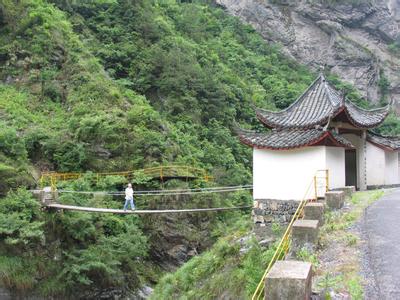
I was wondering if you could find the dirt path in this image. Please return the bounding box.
[362,189,400,299]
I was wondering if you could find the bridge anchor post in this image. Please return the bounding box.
[37,187,58,205]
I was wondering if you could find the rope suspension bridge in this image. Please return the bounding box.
[34,166,252,214]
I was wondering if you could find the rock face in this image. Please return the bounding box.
[216,0,400,107]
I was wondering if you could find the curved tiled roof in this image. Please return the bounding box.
[256,74,390,130]
[343,101,390,128]
[367,131,400,151]
[237,128,354,150]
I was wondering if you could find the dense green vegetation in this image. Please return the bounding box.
[0,0,398,298]
[0,0,314,297]
[150,220,278,300]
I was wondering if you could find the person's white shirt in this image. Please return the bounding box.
[125,187,133,199]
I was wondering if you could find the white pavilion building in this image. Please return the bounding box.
[238,74,400,202]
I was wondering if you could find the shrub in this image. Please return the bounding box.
[0,189,44,252]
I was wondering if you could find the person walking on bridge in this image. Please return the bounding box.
[123,183,136,211]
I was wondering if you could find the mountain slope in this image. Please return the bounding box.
[216,0,400,108]
[0,1,316,298]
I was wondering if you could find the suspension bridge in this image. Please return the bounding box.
[34,166,252,214]
[35,186,253,214]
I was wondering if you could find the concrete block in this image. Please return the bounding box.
[31,190,44,201]
[36,187,58,205]
[304,202,324,225]
[342,186,355,199]
[325,191,345,210]
[265,260,312,300]
[292,220,319,252]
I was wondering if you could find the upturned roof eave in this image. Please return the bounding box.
[255,74,325,116]
[237,128,354,151]
[340,102,390,129]
[255,73,391,130]
[366,131,400,151]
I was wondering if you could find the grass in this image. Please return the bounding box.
[150,215,277,299]
[314,190,384,299]
[0,255,37,291]
[296,247,319,268]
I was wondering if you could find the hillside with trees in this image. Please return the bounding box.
[0,0,397,298]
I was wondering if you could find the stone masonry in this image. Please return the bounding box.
[253,199,299,239]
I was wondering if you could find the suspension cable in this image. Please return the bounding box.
[54,185,253,196]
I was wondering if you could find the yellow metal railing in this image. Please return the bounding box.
[252,169,329,300]
[40,165,212,190]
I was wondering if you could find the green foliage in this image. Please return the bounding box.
[317,273,343,294]
[296,247,319,268]
[344,233,358,246]
[271,222,282,236]
[388,41,400,56]
[326,74,370,108]
[151,233,274,300]
[378,69,390,103]
[0,256,38,291]
[60,231,147,288]
[0,0,393,298]
[347,277,363,299]
[131,170,152,185]
[374,112,400,135]
[0,123,27,160]
[314,0,372,5]
[0,189,44,251]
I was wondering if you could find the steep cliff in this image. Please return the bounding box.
[216,0,400,108]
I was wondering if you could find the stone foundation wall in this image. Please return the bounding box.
[253,199,300,239]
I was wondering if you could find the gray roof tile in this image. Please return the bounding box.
[256,75,389,129]
[367,131,400,151]
[237,128,354,150]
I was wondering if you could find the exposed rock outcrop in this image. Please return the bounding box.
[216,0,400,107]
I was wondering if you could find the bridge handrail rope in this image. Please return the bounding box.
[251,169,329,300]
[52,185,253,196]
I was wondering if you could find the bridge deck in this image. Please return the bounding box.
[45,203,251,214]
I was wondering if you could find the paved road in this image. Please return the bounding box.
[363,189,400,299]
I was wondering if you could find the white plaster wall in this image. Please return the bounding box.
[325,147,345,190]
[385,151,399,185]
[253,147,327,200]
[366,142,385,186]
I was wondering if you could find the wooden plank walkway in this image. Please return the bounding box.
[45,203,252,214]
